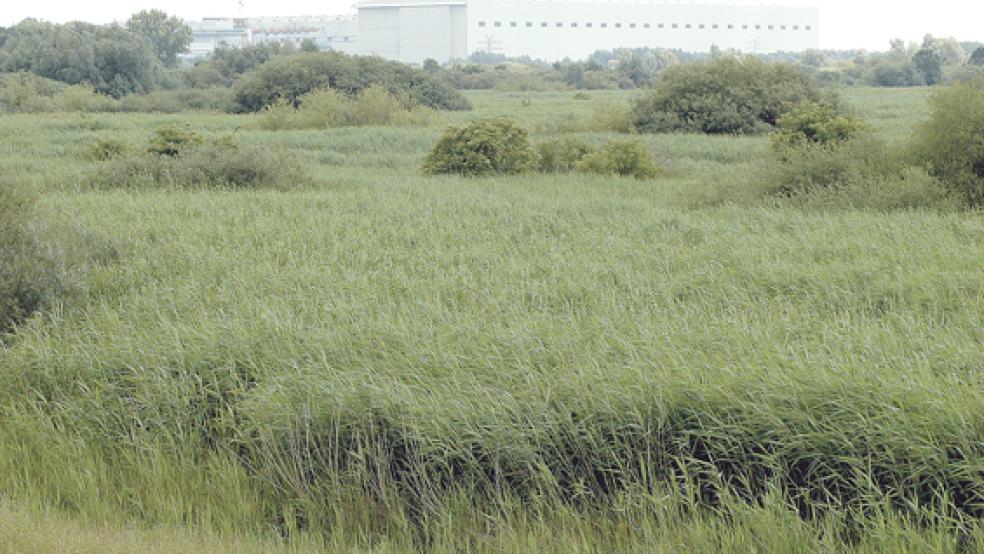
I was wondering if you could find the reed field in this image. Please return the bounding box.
[2,87,983,552]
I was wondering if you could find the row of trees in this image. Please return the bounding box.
[0,10,190,97]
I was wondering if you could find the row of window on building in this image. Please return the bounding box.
[478,21,812,31]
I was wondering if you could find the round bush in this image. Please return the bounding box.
[771,102,869,153]
[911,76,984,205]
[575,139,661,179]
[631,57,823,135]
[422,118,538,177]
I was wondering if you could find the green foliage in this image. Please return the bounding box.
[232,52,470,113]
[299,38,319,53]
[911,76,984,205]
[126,10,192,69]
[118,87,236,113]
[536,137,596,172]
[971,48,984,67]
[422,117,538,176]
[255,85,433,130]
[575,138,661,179]
[1,85,983,553]
[589,101,635,133]
[0,73,118,113]
[85,138,129,161]
[147,126,204,157]
[184,43,296,88]
[0,176,73,335]
[98,133,308,190]
[762,135,898,196]
[771,102,869,152]
[913,46,946,86]
[0,19,164,97]
[631,57,822,134]
[870,63,923,87]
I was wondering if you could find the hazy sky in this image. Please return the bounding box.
[2,1,981,51]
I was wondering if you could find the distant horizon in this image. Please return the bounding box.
[3,1,982,52]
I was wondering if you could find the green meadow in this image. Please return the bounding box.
[2,87,983,552]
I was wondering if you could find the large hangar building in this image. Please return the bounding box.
[357,0,819,63]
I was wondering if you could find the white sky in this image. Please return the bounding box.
[2,1,981,51]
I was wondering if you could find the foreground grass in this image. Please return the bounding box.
[3,494,979,554]
[0,87,980,551]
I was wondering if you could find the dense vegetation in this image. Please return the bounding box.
[2,35,984,551]
[232,52,470,113]
[630,57,824,134]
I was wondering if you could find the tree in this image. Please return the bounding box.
[970,47,984,67]
[913,43,945,85]
[800,49,826,68]
[126,10,191,68]
[422,58,440,73]
[299,38,319,53]
[0,19,162,97]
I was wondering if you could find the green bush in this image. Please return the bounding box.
[119,87,236,113]
[85,138,129,161]
[256,85,434,130]
[910,76,984,205]
[0,73,118,113]
[96,133,308,190]
[422,118,538,177]
[771,102,869,153]
[589,102,635,133]
[761,135,900,196]
[631,57,823,135]
[772,166,957,211]
[536,137,596,173]
[0,176,71,335]
[147,126,204,157]
[575,138,661,179]
[233,52,470,113]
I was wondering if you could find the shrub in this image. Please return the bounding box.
[772,166,957,211]
[148,126,204,157]
[85,138,129,161]
[422,118,538,177]
[348,85,411,126]
[96,133,309,190]
[119,87,236,113]
[536,137,596,173]
[589,102,635,133]
[910,76,984,205]
[255,85,433,130]
[631,57,823,135]
[576,139,661,179]
[233,52,470,113]
[0,176,71,335]
[0,73,118,113]
[771,102,869,153]
[869,64,923,87]
[761,135,899,196]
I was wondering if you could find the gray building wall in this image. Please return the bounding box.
[359,2,468,64]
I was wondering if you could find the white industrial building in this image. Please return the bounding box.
[187,18,252,58]
[357,0,819,63]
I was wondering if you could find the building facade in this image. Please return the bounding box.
[187,18,252,58]
[357,0,819,63]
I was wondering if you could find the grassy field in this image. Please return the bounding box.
[2,87,982,552]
